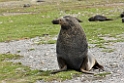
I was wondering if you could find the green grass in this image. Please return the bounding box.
[0,0,123,46]
[0,0,124,82]
[0,14,59,42]
[0,53,110,83]
[0,54,82,83]
[94,72,111,77]
[0,53,21,61]
[38,70,82,82]
[101,48,115,53]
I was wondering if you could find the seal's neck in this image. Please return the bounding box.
[61,25,72,30]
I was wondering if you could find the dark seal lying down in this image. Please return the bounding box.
[120,12,124,18]
[52,16,104,74]
[88,15,113,21]
[122,17,124,23]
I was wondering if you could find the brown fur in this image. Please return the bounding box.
[51,16,104,74]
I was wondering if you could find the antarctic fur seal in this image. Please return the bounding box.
[88,15,113,21]
[52,16,104,74]
[122,17,124,23]
[120,12,124,18]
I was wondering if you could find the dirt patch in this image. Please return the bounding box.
[0,37,123,83]
[0,1,25,8]
[2,12,34,16]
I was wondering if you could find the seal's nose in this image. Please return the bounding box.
[52,19,59,24]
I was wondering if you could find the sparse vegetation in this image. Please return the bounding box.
[0,0,124,82]
[94,72,111,77]
[0,53,21,61]
[0,0,123,46]
[101,48,115,53]
[17,50,21,53]
[0,54,82,83]
[28,48,35,51]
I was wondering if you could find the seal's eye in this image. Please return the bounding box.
[59,19,62,22]
[66,18,70,21]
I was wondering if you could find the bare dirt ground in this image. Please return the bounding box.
[0,0,124,83]
[0,37,124,83]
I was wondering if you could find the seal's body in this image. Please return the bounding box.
[52,16,104,74]
[89,15,112,21]
[122,17,124,23]
[120,12,124,18]
[57,16,87,71]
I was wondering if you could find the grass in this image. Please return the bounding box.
[0,0,123,82]
[94,72,111,77]
[38,70,82,82]
[0,0,123,46]
[0,53,82,83]
[101,48,115,53]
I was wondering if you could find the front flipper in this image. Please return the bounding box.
[51,65,67,74]
[51,57,67,74]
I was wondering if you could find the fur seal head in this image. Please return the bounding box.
[52,16,82,25]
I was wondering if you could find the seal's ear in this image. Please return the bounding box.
[75,17,82,22]
[52,19,59,24]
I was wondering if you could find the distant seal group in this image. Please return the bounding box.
[52,16,104,74]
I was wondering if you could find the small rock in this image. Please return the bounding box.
[36,0,45,2]
[110,63,118,68]
[23,4,30,7]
